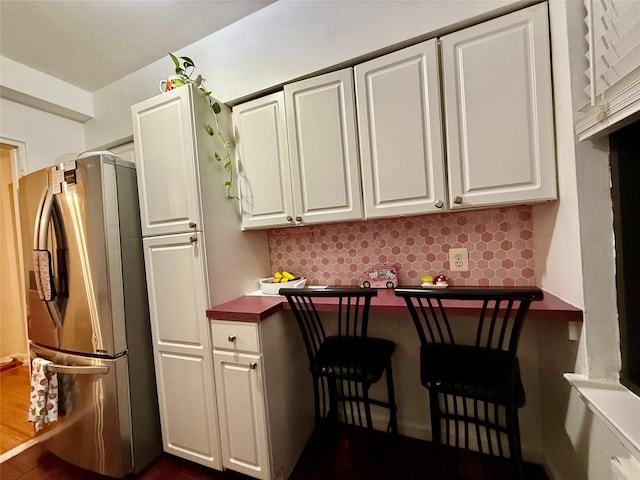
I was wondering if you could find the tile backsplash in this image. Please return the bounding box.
[268,206,536,287]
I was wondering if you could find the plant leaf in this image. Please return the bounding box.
[180,56,195,68]
[205,124,214,136]
[169,53,180,69]
[194,75,203,87]
[215,152,222,162]
[224,161,232,171]
[212,102,222,114]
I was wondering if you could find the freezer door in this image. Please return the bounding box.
[30,344,134,478]
[18,155,133,356]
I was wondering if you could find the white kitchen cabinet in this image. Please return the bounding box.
[355,39,446,218]
[143,232,221,469]
[132,87,202,237]
[234,69,362,229]
[132,85,270,471]
[211,316,314,480]
[234,4,557,225]
[441,3,556,209]
[284,68,362,225]
[213,349,269,479]
[233,92,294,229]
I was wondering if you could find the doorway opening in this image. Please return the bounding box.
[0,142,34,458]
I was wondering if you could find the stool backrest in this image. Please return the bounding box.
[395,287,543,357]
[279,287,378,364]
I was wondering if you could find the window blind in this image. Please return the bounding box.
[577,0,640,139]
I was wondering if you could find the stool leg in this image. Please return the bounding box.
[507,405,525,480]
[429,389,442,445]
[362,383,374,431]
[385,360,398,435]
[312,374,322,424]
[328,377,339,426]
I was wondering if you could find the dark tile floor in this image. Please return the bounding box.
[1,425,549,480]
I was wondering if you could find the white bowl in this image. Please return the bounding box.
[259,277,307,295]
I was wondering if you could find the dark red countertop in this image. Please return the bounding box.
[207,287,583,323]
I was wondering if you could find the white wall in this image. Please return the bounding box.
[0,56,93,122]
[0,99,86,173]
[84,0,531,149]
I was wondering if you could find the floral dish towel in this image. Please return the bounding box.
[28,357,58,432]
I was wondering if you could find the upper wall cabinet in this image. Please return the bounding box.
[441,2,557,210]
[234,69,362,229]
[355,39,446,218]
[234,3,557,228]
[233,92,294,229]
[284,69,363,225]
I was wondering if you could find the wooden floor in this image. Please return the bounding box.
[0,365,34,455]
[0,363,550,479]
[1,422,549,480]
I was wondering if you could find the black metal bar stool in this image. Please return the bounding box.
[280,287,398,435]
[395,286,543,479]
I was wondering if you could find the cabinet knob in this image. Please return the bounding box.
[250,362,258,369]
[189,234,198,243]
[454,196,463,205]
[286,216,293,223]
[227,335,236,343]
[296,216,302,222]
[189,221,197,229]
[435,200,444,208]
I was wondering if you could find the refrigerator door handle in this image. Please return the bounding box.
[37,188,54,250]
[46,364,110,375]
[31,187,59,303]
[32,187,48,250]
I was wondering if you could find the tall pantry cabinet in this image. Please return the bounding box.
[131,85,270,469]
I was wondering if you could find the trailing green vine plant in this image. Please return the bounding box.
[169,53,238,200]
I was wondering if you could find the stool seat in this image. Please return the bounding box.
[421,344,526,407]
[313,336,396,383]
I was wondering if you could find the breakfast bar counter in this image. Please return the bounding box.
[206,287,582,323]
[206,286,583,469]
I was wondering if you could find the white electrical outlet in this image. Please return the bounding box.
[449,248,469,271]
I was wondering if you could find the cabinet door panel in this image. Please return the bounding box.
[132,88,202,236]
[143,233,221,469]
[143,233,209,349]
[442,3,556,208]
[234,93,294,229]
[214,350,269,480]
[285,69,363,224]
[356,39,446,218]
[156,351,220,467]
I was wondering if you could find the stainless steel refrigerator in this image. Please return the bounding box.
[18,153,162,478]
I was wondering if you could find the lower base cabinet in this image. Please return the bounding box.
[213,350,269,479]
[211,313,314,480]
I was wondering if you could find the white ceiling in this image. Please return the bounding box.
[0,0,274,92]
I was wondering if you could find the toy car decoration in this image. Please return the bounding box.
[360,264,398,289]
